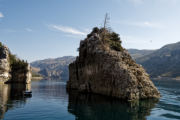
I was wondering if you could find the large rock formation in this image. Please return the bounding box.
[0,42,31,84]
[67,27,160,101]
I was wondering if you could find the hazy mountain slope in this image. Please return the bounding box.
[127,49,155,60]
[31,56,75,79]
[136,42,180,78]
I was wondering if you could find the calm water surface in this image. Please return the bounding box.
[0,79,180,120]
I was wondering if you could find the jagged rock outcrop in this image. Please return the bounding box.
[0,45,11,83]
[0,42,31,84]
[67,27,160,101]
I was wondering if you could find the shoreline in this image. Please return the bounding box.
[31,77,43,81]
[152,77,180,81]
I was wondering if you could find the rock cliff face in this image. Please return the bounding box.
[8,64,32,84]
[0,43,31,83]
[67,27,160,101]
[0,45,11,83]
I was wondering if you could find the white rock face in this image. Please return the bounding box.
[25,64,32,84]
[0,46,11,83]
[0,73,9,78]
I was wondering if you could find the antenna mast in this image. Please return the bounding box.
[103,13,110,29]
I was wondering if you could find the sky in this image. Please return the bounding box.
[0,0,180,62]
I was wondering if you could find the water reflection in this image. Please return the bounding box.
[1,80,179,120]
[31,80,68,99]
[0,83,31,119]
[68,91,159,120]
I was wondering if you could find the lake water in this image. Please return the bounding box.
[0,79,180,120]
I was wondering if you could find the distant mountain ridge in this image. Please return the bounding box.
[31,56,75,80]
[31,42,180,80]
[127,49,155,60]
[134,42,180,78]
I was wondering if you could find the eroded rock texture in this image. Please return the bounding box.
[67,28,160,101]
[0,45,11,83]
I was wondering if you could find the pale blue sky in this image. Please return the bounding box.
[0,0,180,62]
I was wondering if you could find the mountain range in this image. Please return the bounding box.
[31,41,180,79]
[127,49,155,60]
[31,56,75,80]
[135,42,180,78]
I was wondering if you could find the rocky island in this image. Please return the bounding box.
[0,42,31,84]
[67,27,160,101]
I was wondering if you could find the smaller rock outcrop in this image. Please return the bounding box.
[67,27,160,101]
[0,42,31,83]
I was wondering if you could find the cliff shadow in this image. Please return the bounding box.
[67,91,159,120]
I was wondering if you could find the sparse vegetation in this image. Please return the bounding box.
[9,52,28,80]
[87,27,124,51]
[85,14,123,52]
[87,27,100,38]
[32,73,42,77]
[10,59,28,72]
[92,27,99,33]
[9,53,17,65]
[105,31,123,51]
[0,42,3,47]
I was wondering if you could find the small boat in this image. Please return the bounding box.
[23,91,32,97]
